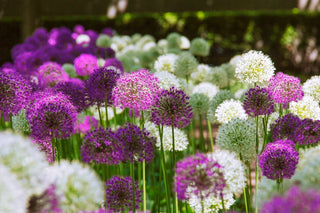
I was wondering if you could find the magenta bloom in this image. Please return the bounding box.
[74,54,98,76]
[76,116,99,134]
[270,113,302,142]
[37,62,69,88]
[295,118,320,147]
[268,72,304,105]
[259,140,299,180]
[112,69,160,111]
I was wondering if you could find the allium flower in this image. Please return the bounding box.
[243,86,275,116]
[104,57,124,74]
[76,115,99,134]
[270,113,301,142]
[289,95,320,120]
[215,99,248,124]
[216,118,256,161]
[151,87,193,128]
[303,75,320,102]
[234,88,248,100]
[190,38,210,57]
[178,78,194,96]
[206,67,229,88]
[154,53,178,73]
[220,63,235,79]
[12,109,30,133]
[229,55,242,68]
[190,64,211,83]
[174,153,226,200]
[268,72,304,104]
[81,127,123,164]
[0,72,32,115]
[45,160,105,212]
[112,69,160,111]
[294,118,320,147]
[167,32,182,49]
[96,34,112,47]
[259,140,299,180]
[180,35,191,49]
[37,62,69,88]
[74,54,98,76]
[174,52,198,79]
[190,93,210,116]
[154,71,181,90]
[192,82,219,100]
[86,66,121,107]
[105,176,142,212]
[116,123,155,163]
[235,50,275,85]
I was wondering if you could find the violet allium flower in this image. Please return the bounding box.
[85,67,121,107]
[268,72,304,105]
[151,87,193,128]
[259,140,299,180]
[112,69,160,111]
[105,176,142,212]
[295,118,320,147]
[37,62,69,88]
[270,113,302,142]
[116,123,156,163]
[174,153,226,201]
[81,127,123,164]
[104,58,124,74]
[74,54,98,76]
[0,72,32,115]
[243,85,275,117]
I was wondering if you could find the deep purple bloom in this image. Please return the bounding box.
[74,54,98,76]
[174,153,225,201]
[37,62,69,88]
[81,127,122,164]
[259,140,299,180]
[243,85,275,117]
[270,113,302,142]
[295,118,320,147]
[104,58,124,74]
[105,176,142,212]
[101,27,114,37]
[151,87,193,128]
[116,123,155,163]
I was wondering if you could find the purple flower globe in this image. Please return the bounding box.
[295,118,320,147]
[81,127,123,164]
[174,153,225,201]
[151,87,193,128]
[270,113,302,142]
[105,176,142,212]
[243,85,275,117]
[37,62,69,88]
[104,58,124,74]
[259,140,299,180]
[74,54,98,76]
[116,123,155,163]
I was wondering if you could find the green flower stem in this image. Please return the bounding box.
[113,107,118,128]
[255,116,259,213]
[139,110,147,213]
[277,178,283,193]
[243,186,249,213]
[207,119,214,152]
[199,114,205,152]
[0,111,5,129]
[9,113,12,129]
[105,99,109,127]
[97,106,103,127]
[189,120,195,154]
[172,124,179,213]
[51,137,56,162]
[131,162,136,213]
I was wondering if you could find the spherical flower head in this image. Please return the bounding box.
[81,127,123,164]
[215,99,248,124]
[190,37,210,57]
[174,52,198,78]
[86,66,121,107]
[220,63,235,79]
[289,95,320,120]
[76,115,99,134]
[12,109,30,133]
[190,64,211,83]
[112,69,160,111]
[259,139,299,180]
[154,53,178,73]
[104,58,124,74]
[206,66,229,89]
[116,123,155,163]
[0,72,32,115]
[62,63,77,78]
[96,34,112,47]
[190,93,210,116]
[37,62,69,88]
[74,54,98,76]
[167,32,182,49]
[192,82,219,100]
[174,153,226,201]
[270,113,302,142]
[303,75,320,102]
[268,72,304,104]
[216,118,256,162]
[294,118,320,147]
[151,87,193,128]
[243,86,275,116]
[105,176,142,212]
[235,50,275,85]
[154,71,181,90]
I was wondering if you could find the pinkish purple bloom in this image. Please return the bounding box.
[76,116,99,134]
[37,62,69,88]
[104,58,124,74]
[74,54,98,76]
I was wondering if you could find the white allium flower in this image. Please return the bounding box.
[45,160,105,212]
[12,109,30,133]
[76,34,90,46]
[142,41,156,51]
[229,55,242,68]
[0,131,50,196]
[157,39,168,52]
[234,88,248,100]
[190,64,211,83]
[111,35,131,52]
[154,71,181,90]
[180,36,190,49]
[179,78,194,96]
[91,106,123,121]
[289,95,320,120]
[0,164,27,213]
[192,82,219,100]
[154,54,178,73]
[303,75,320,102]
[215,99,248,124]
[235,50,275,85]
[97,58,106,67]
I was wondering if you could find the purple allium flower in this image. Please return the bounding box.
[0,72,32,115]
[105,176,142,212]
[85,66,121,107]
[104,58,124,74]
[81,127,122,164]
[74,54,98,76]
[259,140,299,180]
[26,90,77,139]
[261,186,320,213]
[243,85,275,117]
[32,136,54,163]
[76,115,99,134]
[37,62,69,88]
[270,113,302,142]
[295,118,320,147]
[268,72,304,105]
[101,27,114,37]
[174,153,226,201]
[151,87,193,128]
[116,123,155,163]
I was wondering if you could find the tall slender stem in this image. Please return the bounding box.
[0,111,5,129]
[255,116,259,213]
[243,186,249,213]
[105,99,109,127]
[207,119,214,152]
[140,111,147,213]
[131,162,136,213]
[172,124,178,213]
[51,137,55,162]
[199,114,205,151]
[98,106,103,126]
